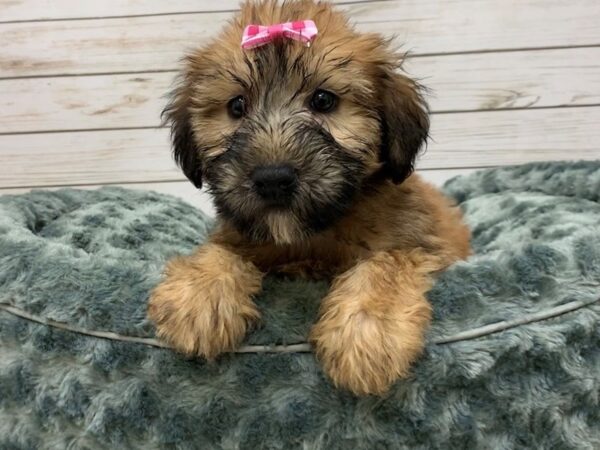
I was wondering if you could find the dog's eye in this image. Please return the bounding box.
[310,89,338,113]
[227,95,247,119]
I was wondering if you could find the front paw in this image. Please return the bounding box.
[148,250,261,359]
[311,305,430,396]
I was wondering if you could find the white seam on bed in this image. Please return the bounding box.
[0,296,598,353]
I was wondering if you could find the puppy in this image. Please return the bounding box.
[148,0,471,395]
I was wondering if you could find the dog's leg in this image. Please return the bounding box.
[148,243,262,359]
[310,250,441,395]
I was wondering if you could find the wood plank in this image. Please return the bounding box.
[428,108,600,167]
[0,0,369,22]
[1,107,598,189]
[0,167,475,216]
[409,47,600,112]
[0,73,171,132]
[0,128,179,187]
[2,47,599,133]
[2,0,599,78]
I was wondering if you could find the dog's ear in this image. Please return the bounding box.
[162,84,203,189]
[378,67,430,184]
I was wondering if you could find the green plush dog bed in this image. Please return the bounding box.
[1,161,599,449]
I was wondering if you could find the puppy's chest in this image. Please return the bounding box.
[252,234,383,279]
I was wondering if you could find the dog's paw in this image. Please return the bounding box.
[148,245,262,359]
[311,300,430,396]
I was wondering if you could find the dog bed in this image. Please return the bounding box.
[1,160,599,450]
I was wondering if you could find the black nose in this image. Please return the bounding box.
[251,164,298,203]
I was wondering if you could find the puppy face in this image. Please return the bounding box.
[165,0,429,244]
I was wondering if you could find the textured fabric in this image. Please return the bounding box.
[0,161,599,449]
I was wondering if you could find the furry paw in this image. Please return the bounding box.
[311,296,431,396]
[148,244,262,359]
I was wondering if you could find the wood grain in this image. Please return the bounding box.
[0,73,169,132]
[409,47,600,112]
[2,107,598,189]
[0,128,177,187]
[2,0,599,78]
[2,47,599,133]
[0,0,369,22]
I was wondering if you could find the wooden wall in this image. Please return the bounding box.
[1,0,599,214]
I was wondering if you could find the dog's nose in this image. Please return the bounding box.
[251,164,298,203]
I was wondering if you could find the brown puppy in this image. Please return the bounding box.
[148,0,471,395]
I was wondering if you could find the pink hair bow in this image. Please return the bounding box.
[241,20,318,49]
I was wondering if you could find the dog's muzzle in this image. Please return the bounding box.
[251,164,298,206]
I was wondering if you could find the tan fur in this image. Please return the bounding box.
[148,0,472,395]
[212,175,471,274]
[181,1,397,172]
[148,243,262,359]
[264,211,302,245]
[310,250,435,396]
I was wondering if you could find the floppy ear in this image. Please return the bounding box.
[378,70,430,184]
[162,85,203,189]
